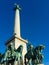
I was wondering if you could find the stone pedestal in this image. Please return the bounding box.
[37,64,44,65]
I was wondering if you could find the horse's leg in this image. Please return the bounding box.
[18,58,21,65]
[14,59,18,65]
[11,61,14,65]
[14,56,19,65]
[20,57,23,65]
[29,59,33,65]
[24,57,27,65]
[4,61,7,65]
[40,56,42,63]
[5,61,8,65]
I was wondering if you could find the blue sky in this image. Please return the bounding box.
[0,0,49,65]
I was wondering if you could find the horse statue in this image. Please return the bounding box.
[25,44,45,65]
[1,45,14,65]
[12,45,23,65]
[34,44,45,64]
[2,43,23,65]
[25,44,34,65]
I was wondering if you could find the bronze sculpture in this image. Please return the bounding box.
[34,45,45,64]
[25,44,35,65]
[25,44,45,65]
[0,43,23,65]
[0,43,44,65]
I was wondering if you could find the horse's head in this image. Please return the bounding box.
[35,44,45,52]
[38,45,45,51]
[8,43,14,51]
[27,44,34,52]
[17,45,23,53]
[39,44,45,49]
[19,45,23,52]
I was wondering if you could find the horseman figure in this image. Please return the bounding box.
[25,44,45,65]
[25,44,34,65]
[1,43,23,65]
[34,45,45,64]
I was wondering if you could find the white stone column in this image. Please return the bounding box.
[14,5,21,37]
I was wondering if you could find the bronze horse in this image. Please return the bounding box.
[25,44,35,65]
[34,45,45,64]
[25,44,45,65]
[1,43,23,65]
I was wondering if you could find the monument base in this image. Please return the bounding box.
[37,64,44,65]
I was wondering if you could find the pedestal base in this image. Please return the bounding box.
[37,64,44,65]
